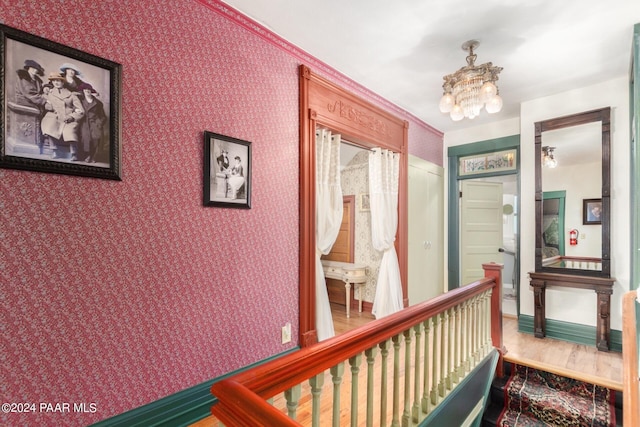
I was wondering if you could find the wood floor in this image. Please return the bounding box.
[331,303,623,391]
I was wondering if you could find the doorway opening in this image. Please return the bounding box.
[298,65,409,346]
[323,141,377,335]
[447,135,521,317]
[460,174,519,316]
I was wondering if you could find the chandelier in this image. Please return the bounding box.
[439,40,503,121]
[542,146,558,168]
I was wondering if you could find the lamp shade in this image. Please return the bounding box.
[485,94,503,114]
[439,93,455,113]
[450,104,464,121]
[480,82,497,103]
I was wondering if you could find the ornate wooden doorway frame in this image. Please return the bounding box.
[298,65,409,346]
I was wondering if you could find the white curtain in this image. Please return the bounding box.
[315,129,343,341]
[369,148,403,319]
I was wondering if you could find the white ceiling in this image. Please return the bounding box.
[220,0,639,134]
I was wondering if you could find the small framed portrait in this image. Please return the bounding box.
[583,198,602,225]
[359,193,370,212]
[1,24,121,180]
[204,131,251,209]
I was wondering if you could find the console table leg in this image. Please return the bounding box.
[345,282,351,318]
[596,290,611,351]
[533,286,546,338]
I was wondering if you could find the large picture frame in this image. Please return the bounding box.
[1,24,121,180]
[583,198,602,225]
[204,131,251,209]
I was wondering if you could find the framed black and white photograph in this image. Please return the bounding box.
[204,131,251,209]
[359,193,370,212]
[583,198,602,225]
[1,24,121,180]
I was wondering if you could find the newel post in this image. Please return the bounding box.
[482,262,507,377]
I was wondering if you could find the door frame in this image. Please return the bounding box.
[542,190,567,256]
[631,23,639,291]
[447,135,521,292]
[298,65,409,346]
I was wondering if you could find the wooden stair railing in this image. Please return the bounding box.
[210,263,504,426]
[623,290,640,426]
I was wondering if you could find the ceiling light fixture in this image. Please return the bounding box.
[542,146,558,168]
[439,40,503,121]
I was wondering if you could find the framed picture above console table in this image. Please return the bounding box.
[528,271,615,351]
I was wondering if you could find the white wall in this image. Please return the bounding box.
[445,117,521,147]
[444,76,630,331]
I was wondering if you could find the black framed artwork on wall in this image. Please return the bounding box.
[583,198,602,225]
[203,131,251,209]
[0,23,122,180]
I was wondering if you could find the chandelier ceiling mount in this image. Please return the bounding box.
[439,40,503,122]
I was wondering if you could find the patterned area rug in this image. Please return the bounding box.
[497,364,616,427]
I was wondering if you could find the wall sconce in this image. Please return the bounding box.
[542,146,558,168]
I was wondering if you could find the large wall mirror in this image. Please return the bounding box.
[534,107,611,277]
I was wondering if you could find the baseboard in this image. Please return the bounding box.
[91,347,299,427]
[517,315,622,352]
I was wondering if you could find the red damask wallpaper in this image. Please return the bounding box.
[0,0,442,425]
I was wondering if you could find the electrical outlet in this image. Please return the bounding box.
[281,322,291,344]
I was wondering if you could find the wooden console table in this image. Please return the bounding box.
[321,260,368,318]
[529,272,615,351]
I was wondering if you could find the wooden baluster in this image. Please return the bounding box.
[458,301,469,378]
[454,304,463,381]
[478,292,485,358]
[462,300,471,376]
[478,294,484,361]
[421,319,431,415]
[412,324,422,423]
[448,307,456,388]
[473,295,480,366]
[402,329,412,427]
[481,292,487,356]
[365,347,377,427]
[391,334,401,427]
[439,311,448,396]
[480,292,490,357]
[309,372,324,427]
[284,384,301,420]
[330,362,344,427]
[476,295,484,365]
[349,354,362,427]
[379,340,390,426]
[478,291,484,356]
[430,315,440,406]
[484,290,492,355]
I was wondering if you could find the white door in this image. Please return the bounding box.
[408,156,444,304]
[460,180,503,285]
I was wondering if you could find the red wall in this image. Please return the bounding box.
[0,1,443,425]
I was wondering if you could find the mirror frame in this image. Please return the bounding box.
[534,107,611,277]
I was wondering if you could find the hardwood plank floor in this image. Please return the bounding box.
[501,314,623,390]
